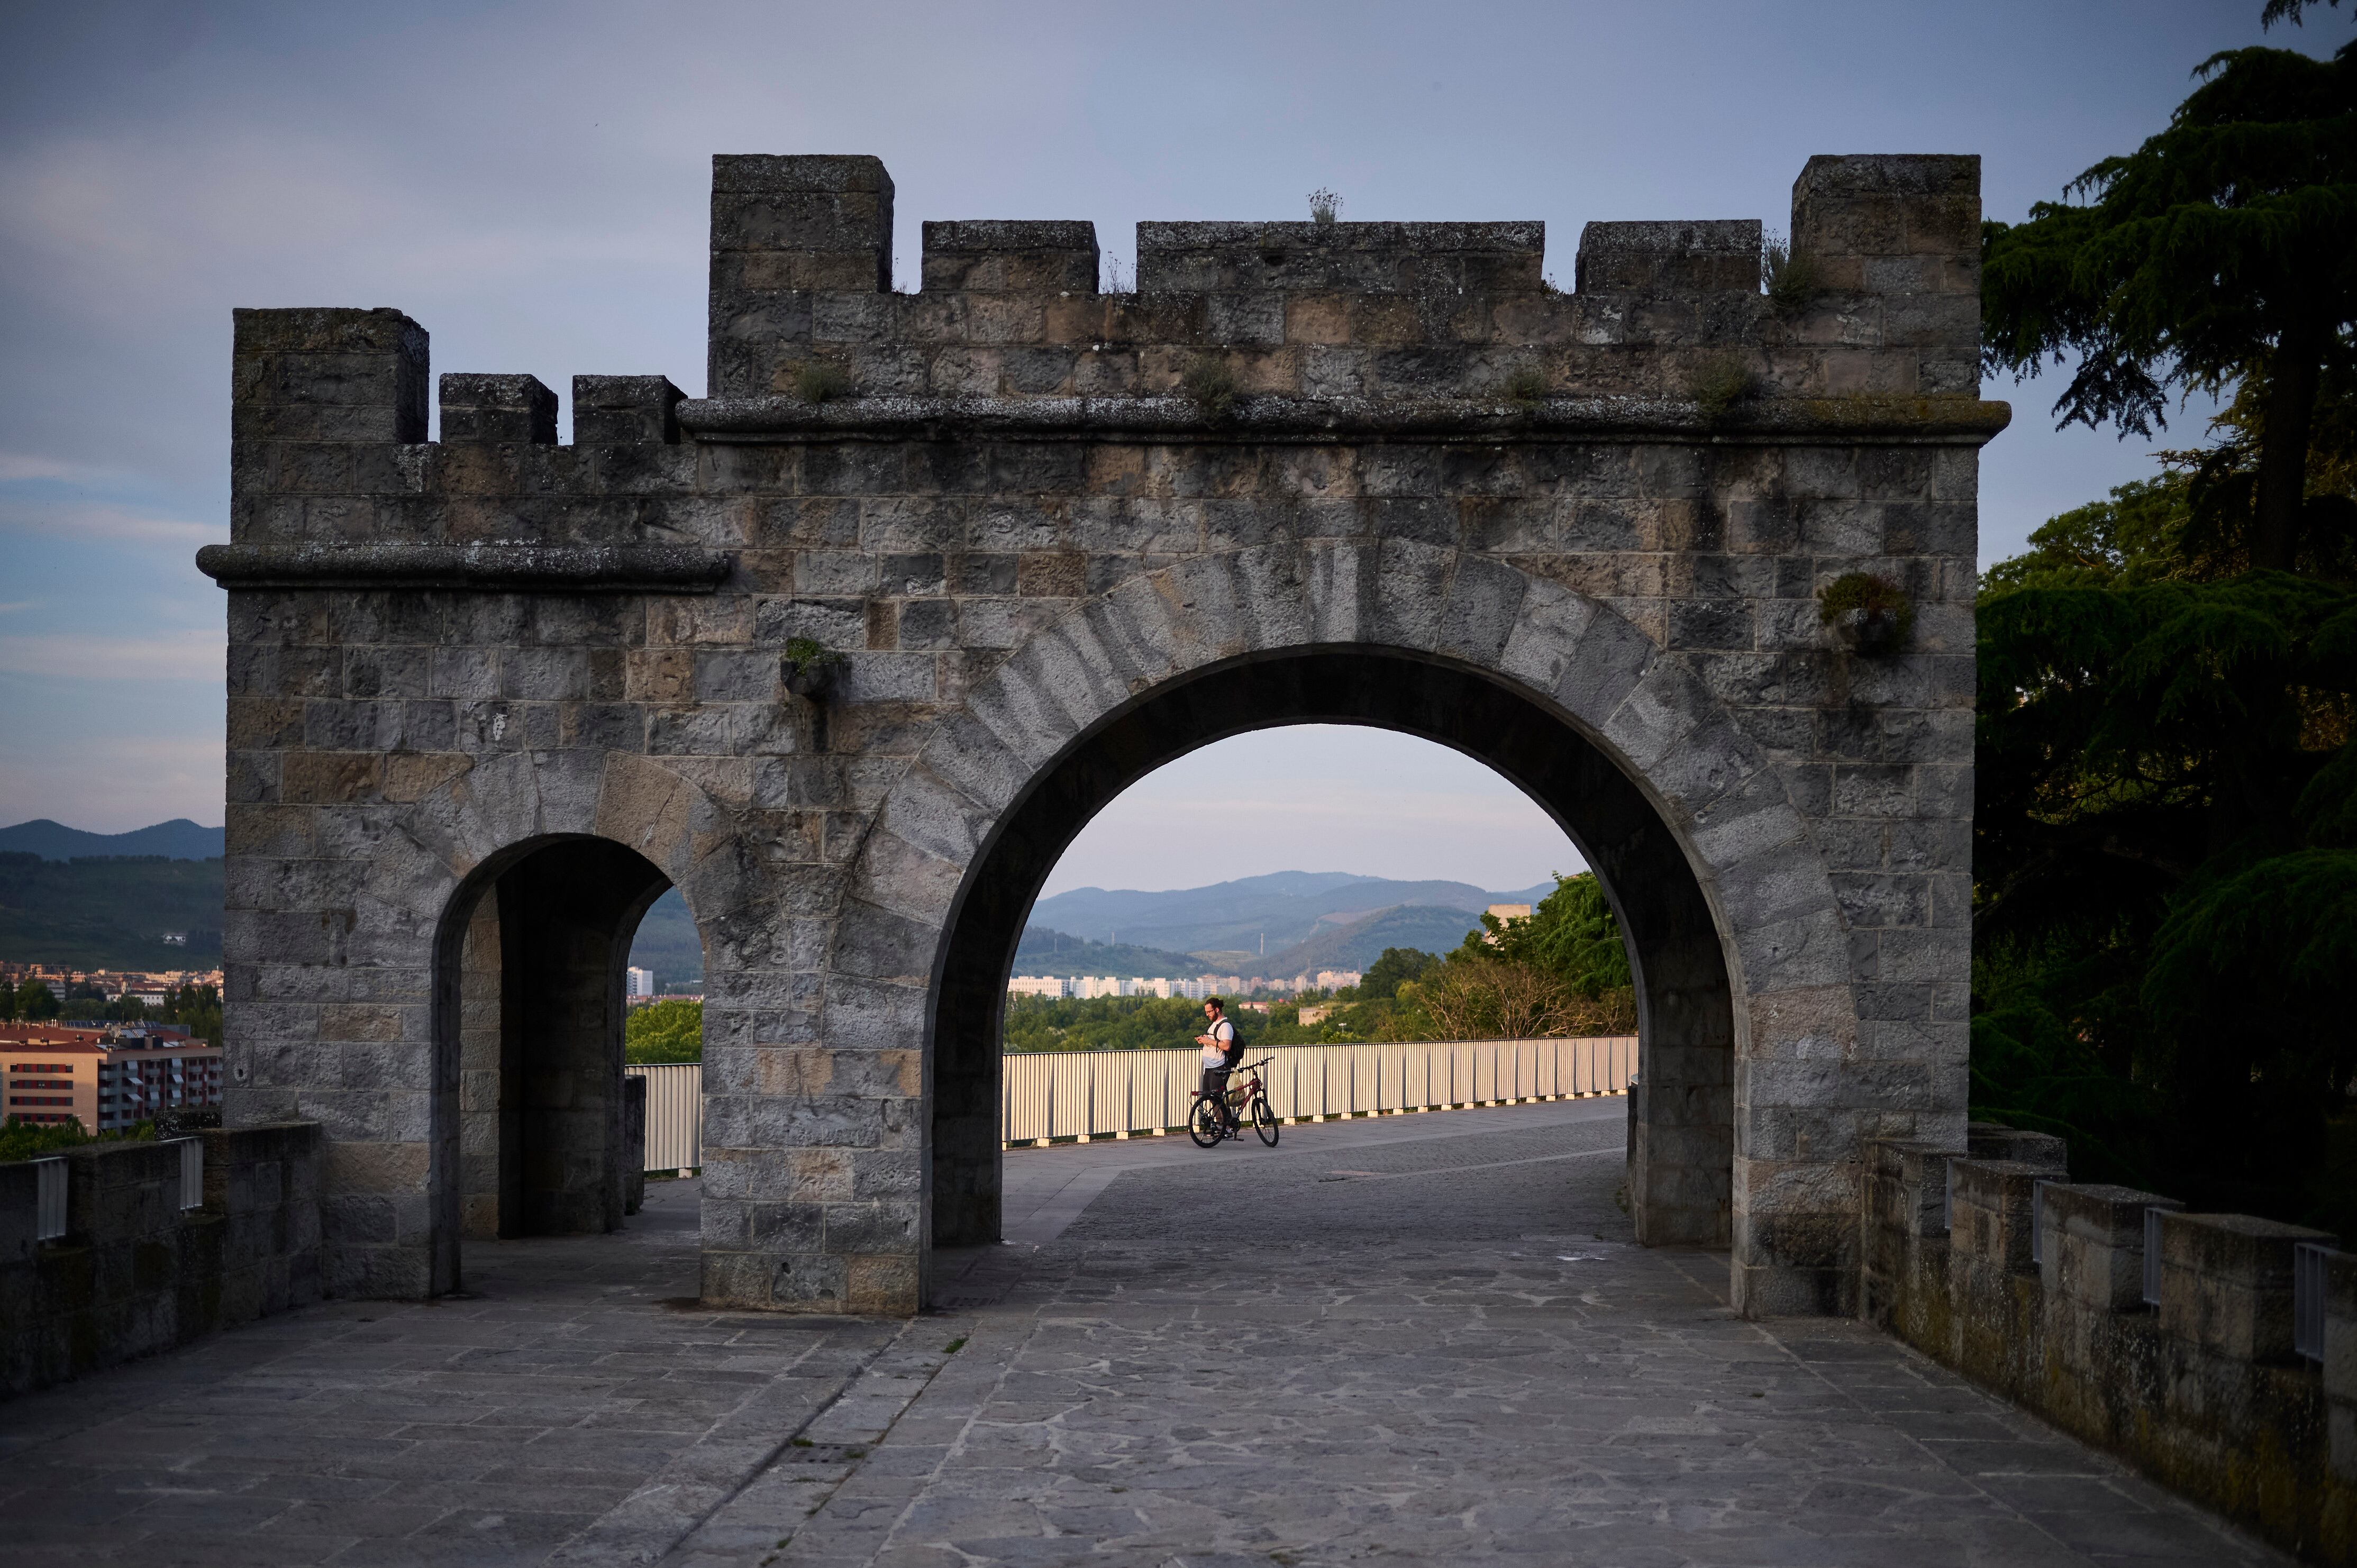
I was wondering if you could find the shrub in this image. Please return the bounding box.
[1760,231,1822,314]
[0,1116,92,1163]
[1307,187,1342,225]
[791,360,852,405]
[1686,354,1757,423]
[1498,366,1550,408]
[1816,571,1915,653]
[1180,355,1240,421]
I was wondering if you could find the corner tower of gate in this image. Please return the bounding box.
[208,152,2000,1317]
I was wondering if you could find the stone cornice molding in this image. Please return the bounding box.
[195,543,733,593]
[679,393,2013,447]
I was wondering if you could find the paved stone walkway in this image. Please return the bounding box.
[0,1101,2290,1566]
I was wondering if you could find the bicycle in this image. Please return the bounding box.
[1189,1056,1280,1148]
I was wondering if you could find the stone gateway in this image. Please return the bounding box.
[202,152,2002,1318]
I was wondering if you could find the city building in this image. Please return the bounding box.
[0,1022,225,1133]
[626,966,655,1002]
[1007,976,1069,999]
[1484,903,1533,942]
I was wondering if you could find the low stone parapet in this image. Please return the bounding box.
[1863,1126,2350,1562]
[0,1122,323,1399]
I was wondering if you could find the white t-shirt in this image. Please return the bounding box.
[1200,1017,1235,1068]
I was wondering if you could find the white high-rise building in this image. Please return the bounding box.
[1007,976,1070,999]
[626,967,655,1002]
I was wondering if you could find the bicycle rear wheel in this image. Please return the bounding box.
[1252,1096,1279,1146]
[1188,1098,1224,1148]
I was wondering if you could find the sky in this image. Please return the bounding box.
[0,1,2334,875]
[1042,726,1584,896]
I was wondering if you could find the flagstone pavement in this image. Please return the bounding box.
[0,1099,2289,1567]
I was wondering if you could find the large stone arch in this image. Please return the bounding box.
[842,540,1858,1314]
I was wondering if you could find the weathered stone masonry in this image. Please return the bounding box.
[202,152,2004,1317]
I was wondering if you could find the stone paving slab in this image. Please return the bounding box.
[0,1180,907,1567]
[0,1103,2295,1567]
[765,1102,2289,1568]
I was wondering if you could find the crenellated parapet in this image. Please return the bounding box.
[700,152,1978,409]
[220,150,1990,565]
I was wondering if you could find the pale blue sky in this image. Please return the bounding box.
[0,0,2333,863]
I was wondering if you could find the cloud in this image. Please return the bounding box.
[0,495,217,544]
[0,731,222,834]
[0,452,110,483]
[0,627,222,681]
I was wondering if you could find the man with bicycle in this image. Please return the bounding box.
[1196,997,1242,1131]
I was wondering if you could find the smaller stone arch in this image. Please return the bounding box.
[397,748,751,1293]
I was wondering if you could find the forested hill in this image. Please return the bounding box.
[1260,904,1484,977]
[0,819,223,861]
[1010,928,1204,979]
[0,853,224,968]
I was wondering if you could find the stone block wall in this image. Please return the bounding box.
[204,151,2003,1316]
[1862,1127,2354,1562]
[0,1124,324,1399]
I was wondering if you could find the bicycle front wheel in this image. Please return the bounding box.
[1188,1098,1224,1148]
[1252,1096,1279,1146]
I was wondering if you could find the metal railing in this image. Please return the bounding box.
[33,1157,66,1241]
[2144,1206,2166,1307]
[627,1062,703,1173]
[1002,1036,1638,1146]
[2295,1241,2338,1364]
[175,1137,204,1210]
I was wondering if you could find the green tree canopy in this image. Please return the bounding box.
[1359,947,1437,1001]
[1981,29,2357,569]
[1455,872,1633,999]
[624,998,703,1063]
[1973,364,2357,1222]
[14,980,60,1021]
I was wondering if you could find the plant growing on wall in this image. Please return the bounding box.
[792,360,851,405]
[1498,366,1549,409]
[1180,355,1240,421]
[1307,187,1342,225]
[782,636,843,697]
[1686,353,1757,423]
[1817,572,1916,654]
[1760,231,1821,314]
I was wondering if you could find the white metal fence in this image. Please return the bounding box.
[627,1063,704,1173]
[622,1038,1636,1169]
[1002,1036,1637,1146]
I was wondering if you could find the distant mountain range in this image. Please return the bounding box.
[631,870,1553,989]
[1025,870,1552,965]
[0,824,1548,989]
[0,818,224,861]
